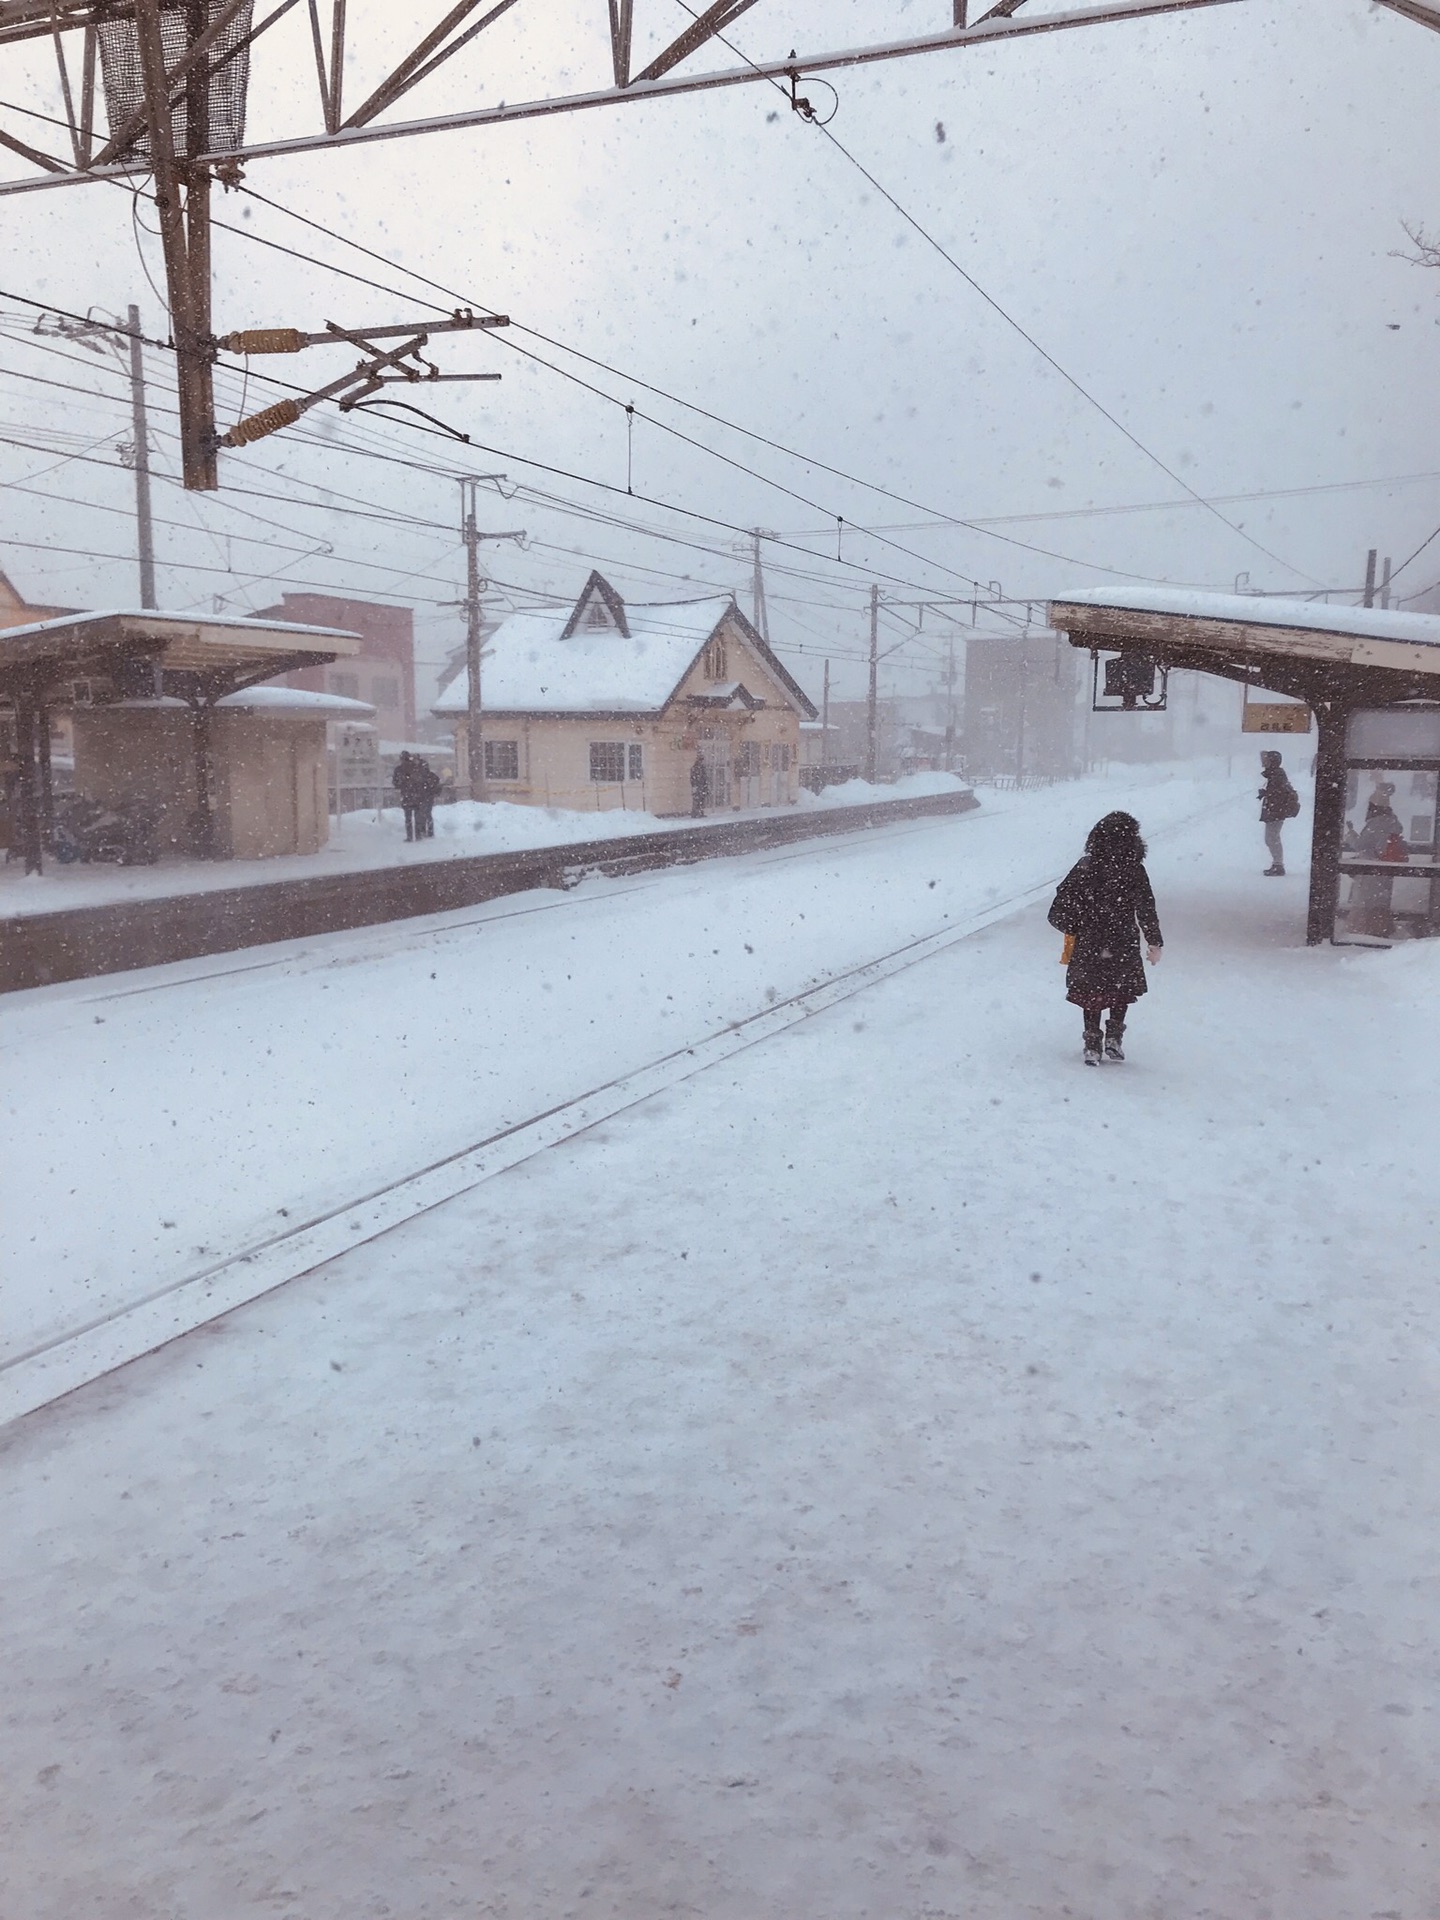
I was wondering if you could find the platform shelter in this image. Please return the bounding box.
[0,609,358,874]
[1048,589,1440,944]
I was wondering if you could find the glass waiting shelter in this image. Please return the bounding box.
[1045,588,1440,946]
[1338,706,1440,943]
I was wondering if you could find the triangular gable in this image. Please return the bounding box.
[692,601,818,719]
[560,570,630,640]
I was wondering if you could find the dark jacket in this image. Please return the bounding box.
[1048,854,1162,1007]
[1259,767,1300,823]
[392,756,427,804]
[689,758,709,800]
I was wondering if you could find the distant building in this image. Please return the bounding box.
[433,571,816,813]
[963,630,1079,779]
[256,591,416,743]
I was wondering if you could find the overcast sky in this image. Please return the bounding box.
[1,0,1437,701]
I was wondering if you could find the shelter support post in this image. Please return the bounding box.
[36,699,53,850]
[14,693,42,875]
[190,698,217,857]
[1307,702,1349,946]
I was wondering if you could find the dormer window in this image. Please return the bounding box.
[561,570,630,640]
[703,637,727,681]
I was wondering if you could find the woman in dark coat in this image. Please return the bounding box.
[1048,811,1163,1065]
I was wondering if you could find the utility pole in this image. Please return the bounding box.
[866,584,879,783]
[126,303,157,609]
[943,634,957,772]
[1364,548,1378,608]
[750,529,771,643]
[821,657,831,766]
[1381,556,1393,611]
[459,476,526,802]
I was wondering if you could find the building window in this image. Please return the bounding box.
[585,600,611,630]
[627,743,644,781]
[590,741,626,782]
[775,743,791,772]
[329,672,360,699]
[371,676,400,709]
[484,739,520,781]
[702,637,727,681]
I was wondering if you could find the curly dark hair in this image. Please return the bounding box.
[1085,810,1147,863]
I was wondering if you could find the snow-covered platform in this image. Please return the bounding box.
[0,778,976,992]
[3,765,1436,1917]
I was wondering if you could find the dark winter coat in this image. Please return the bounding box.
[392,757,427,804]
[689,758,709,802]
[1048,855,1163,1008]
[1259,767,1300,823]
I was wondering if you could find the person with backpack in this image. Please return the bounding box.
[1258,749,1301,876]
[1048,811,1163,1067]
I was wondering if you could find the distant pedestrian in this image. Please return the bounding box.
[689,752,709,819]
[392,750,425,842]
[1257,749,1300,876]
[415,758,441,839]
[1048,810,1163,1067]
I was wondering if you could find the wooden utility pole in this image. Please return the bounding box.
[750,529,770,643]
[943,634,957,771]
[821,657,831,765]
[459,477,526,801]
[866,585,879,783]
[1363,548,1378,608]
[126,303,157,607]
[462,478,485,802]
[134,0,219,488]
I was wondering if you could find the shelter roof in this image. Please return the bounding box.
[1049,588,1440,680]
[434,591,815,718]
[217,686,376,717]
[0,608,359,695]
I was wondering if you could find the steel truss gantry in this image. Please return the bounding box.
[3,0,1426,489]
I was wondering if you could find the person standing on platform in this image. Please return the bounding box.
[392,751,424,842]
[1258,749,1300,876]
[689,752,709,819]
[415,758,441,839]
[1048,811,1164,1067]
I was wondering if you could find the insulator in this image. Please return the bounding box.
[219,328,306,355]
[222,399,302,448]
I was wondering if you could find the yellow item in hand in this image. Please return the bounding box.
[1061,933,1076,965]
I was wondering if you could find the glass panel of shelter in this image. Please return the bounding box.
[1336,708,1440,943]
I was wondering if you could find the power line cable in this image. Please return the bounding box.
[670,0,1326,589]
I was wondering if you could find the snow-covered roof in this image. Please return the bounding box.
[434,594,737,715]
[217,686,377,717]
[1050,588,1440,650]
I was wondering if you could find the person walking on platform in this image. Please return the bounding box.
[689,751,709,819]
[1258,749,1300,876]
[1048,811,1163,1067]
[392,750,425,842]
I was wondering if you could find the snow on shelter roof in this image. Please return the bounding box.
[0,607,360,690]
[1049,588,1440,676]
[434,594,739,715]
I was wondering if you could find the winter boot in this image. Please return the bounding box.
[1263,864,1285,877]
[1082,1019,1103,1067]
[1104,1019,1126,1063]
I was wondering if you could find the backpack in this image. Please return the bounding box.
[1281,779,1301,820]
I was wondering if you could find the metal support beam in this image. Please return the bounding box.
[634,0,762,85]
[343,0,522,129]
[608,0,633,85]
[1372,0,1440,28]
